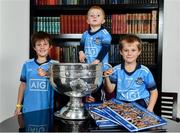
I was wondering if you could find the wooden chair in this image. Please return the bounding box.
[161,92,179,121]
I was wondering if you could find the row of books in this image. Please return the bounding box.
[137,42,156,65]
[33,17,60,34]
[49,41,156,65]
[33,15,88,34]
[60,15,89,34]
[33,11,157,34]
[35,0,159,5]
[111,11,157,34]
[49,42,80,63]
[33,15,105,34]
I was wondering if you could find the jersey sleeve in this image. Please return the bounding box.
[145,70,157,90]
[20,63,27,82]
[101,30,112,45]
[79,32,86,52]
[96,30,112,61]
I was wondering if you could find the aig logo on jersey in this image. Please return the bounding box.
[27,124,48,132]
[85,47,96,56]
[29,79,49,91]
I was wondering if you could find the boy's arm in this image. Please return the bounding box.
[79,41,84,52]
[79,33,85,52]
[79,34,86,62]
[104,69,116,93]
[147,89,158,112]
[95,43,110,62]
[95,29,111,62]
[15,82,26,115]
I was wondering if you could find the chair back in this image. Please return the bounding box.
[161,92,177,120]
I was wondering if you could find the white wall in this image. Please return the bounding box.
[0,0,180,122]
[0,0,2,122]
[163,0,180,118]
[0,0,29,122]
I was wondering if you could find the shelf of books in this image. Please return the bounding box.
[32,10,157,34]
[30,0,161,65]
[31,11,158,65]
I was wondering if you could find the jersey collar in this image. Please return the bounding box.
[34,56,51,66]
[88,26,104,35]
[121,62,141,76]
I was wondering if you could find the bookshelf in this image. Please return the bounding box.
[30,0,163,115]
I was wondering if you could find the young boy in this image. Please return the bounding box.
[79,6,112,102]
[104,34,158,112]
[15,31,56,115]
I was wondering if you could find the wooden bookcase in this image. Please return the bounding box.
[30,0,164,115]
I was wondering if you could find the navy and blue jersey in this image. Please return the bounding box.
[80,27,112,71]
[20,58,56,113]
[80,27,111,101]
[109,63,157,103]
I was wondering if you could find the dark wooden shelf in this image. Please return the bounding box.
[51,34,158,42]
[53,34,82,39]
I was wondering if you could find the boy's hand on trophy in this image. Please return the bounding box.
[103,68,113,77]
[37,68,47,77]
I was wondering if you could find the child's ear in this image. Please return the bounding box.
[87,19,90,24]
[33,46,36,51]
[138,50,142,56]
[102,19,105,24]
[48,45,52,51]
[120,50,123,55]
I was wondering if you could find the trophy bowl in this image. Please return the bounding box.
[48,63,102,120]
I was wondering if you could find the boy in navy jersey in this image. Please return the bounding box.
[15,31,56,115]
[79,6,112,102]
[104,34,158,112]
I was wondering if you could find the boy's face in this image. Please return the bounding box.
[120,41,141,64]
[87,9,105,27]
[33,39,51,58]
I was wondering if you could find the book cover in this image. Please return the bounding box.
[102,99,167,132]
[84,102,119,128]
[90,108,119,125]
[89,110,118,128]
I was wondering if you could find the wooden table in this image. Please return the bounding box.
[0,109,179,132]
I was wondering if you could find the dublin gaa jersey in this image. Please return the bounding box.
[109,63,157,103]
[80,27,112,71]
[20,58,56,113]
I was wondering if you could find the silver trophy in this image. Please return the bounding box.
[48,63,103,120]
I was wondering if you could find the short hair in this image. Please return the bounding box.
[87,6,105,18]
[31,31,52,48]
[119,34,142,51]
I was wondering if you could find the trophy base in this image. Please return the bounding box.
[54,106,90,120]
[54,97,90,120]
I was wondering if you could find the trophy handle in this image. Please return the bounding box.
[102,63,118,77]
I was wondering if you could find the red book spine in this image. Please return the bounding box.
[60,15,64,34]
